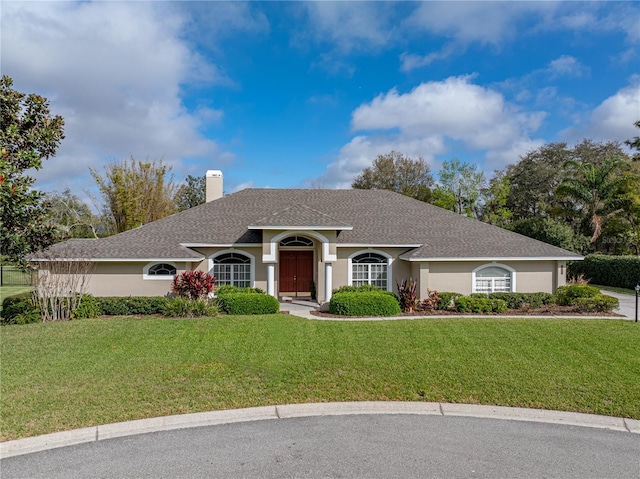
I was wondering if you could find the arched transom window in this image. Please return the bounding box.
[351,252,388,290]
[474,265,513,293]
[147,263,177,276]
[279,236,314,247]
[212,252,251,288]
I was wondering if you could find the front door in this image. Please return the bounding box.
[279,251,314,297]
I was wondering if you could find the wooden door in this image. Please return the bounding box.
[279,251,313,296]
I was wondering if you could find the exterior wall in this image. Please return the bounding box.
[194,247,266,291]
[334,247,413,294]
[85,261,191,297]
[419,260,561,296]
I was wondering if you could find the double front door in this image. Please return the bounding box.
[279,251,313,297]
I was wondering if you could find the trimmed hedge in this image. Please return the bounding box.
[329,291,401,317]
[97,297,170,316]
[436,292,462,310]
[216,285,266,295]
[216,292,280,315]
[487,292,555,310]
[73,294,103,319]
[555,285,601,306]
[454,296,507,314]
[333,284,400,303]
[573,294,619,313]
[1,292,40,325]
[162,297,219,318]
[568,255,640,290]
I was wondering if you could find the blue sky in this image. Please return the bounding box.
[3,1,639,199]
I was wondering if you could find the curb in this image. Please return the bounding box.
[2,402,638,459]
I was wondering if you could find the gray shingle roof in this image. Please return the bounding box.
[38,189,581,260]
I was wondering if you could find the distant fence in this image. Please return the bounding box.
[0,266,37,287]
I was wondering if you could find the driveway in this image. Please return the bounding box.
[602,290,637,320]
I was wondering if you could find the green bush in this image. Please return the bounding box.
[97,297,170,316]
[333,284,400,303]
[436,292,462,310]
[329,291,401,317]
[568,255,640,290]
[72,294,103,319]
[573,294,619,313]
[555,285,601,306]
[487,292,555,309]
[217,292,280,315]
[1,292,40,325]
[163,298,219,318]
[216,285,265,295]
[454,296,507,314]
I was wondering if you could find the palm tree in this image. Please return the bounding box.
[556,158,625,243]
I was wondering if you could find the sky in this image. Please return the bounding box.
[3,1,639,200]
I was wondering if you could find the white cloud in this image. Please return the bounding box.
[547,55,590,78]
[561,80,640,143]
[2,1,240,193]
[316,76,546,187]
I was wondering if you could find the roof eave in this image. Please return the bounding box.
[399,255,584,262]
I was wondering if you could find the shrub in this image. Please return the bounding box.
[217,292,280,315]
[421,290,440,310]
[163,298,219,318]
[487,292,555,310]
[97,297,170,316]
[329,291,401,317]
[555,285,601,306]
[215,285,265,295]
[573,294,619,313]
[72,294,103,319]
[454,296,507,314]
[332,284,400,303]
[172,271,216,299]
[436,292,462,310]
[568,255,640,290]
[396,278,419,313]
[1,292,40,325]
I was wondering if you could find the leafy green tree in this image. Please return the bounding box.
[91,157,177,234]
[509,217,589,254]
[624,120,640,161]
[46,188,100,239]
[437,158,485,217]
[480,170,512,227]
[0,75,65,263]
[557,157,627,244]
[174,174,205,211]
[352,151,434,202]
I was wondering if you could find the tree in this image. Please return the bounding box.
[0,75,65,263]
[509,217,589,254]
[46,188,101,239]
[480,170,513,227]
[352,151,434,202]
[91,157,177,234]
[437,158,485,217]
[174,174,205,211]
[556,157,627,243]
[624,120,640,161]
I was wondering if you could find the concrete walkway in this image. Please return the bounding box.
[602,290,638,320]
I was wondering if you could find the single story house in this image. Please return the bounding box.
[37,170,582,302]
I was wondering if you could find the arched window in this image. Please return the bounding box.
[212,252,252,288]
[279,236,314,247]
[351,252,389,290]
[143,262,177,280]
[473,265,514,293]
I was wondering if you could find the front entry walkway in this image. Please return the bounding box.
[279,299,319,319]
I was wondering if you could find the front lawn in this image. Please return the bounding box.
[1,315,639,440]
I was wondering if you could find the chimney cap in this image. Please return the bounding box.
[206,170,223,177]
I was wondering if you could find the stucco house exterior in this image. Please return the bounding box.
[38,170,582,302]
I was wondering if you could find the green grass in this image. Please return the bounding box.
[2,315,639,440]
[592,284,636,296]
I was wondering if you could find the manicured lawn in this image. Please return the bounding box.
[1,315,639,440]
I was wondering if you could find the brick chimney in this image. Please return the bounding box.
[205,170,223,202]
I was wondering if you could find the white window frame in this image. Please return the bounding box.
[209,250,255,288]
[472,263,516,293]
[347,250,393,291]
[143,262,177,280]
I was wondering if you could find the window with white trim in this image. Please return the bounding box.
[212,252,251,288]
[474,266,512,293]
[351,252,388,290]
[143,262,177,280]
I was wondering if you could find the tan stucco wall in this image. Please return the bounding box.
[333,247,413,294]
[85,261,192,297]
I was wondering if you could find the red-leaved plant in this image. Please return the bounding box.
[421,289,440,310]
[172,271,216,299]
[396,278,419,313]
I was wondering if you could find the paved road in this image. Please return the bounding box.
[3,414,639,479]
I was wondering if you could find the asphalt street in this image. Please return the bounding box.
[3,414,639,479]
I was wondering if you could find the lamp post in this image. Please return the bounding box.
[635,284,639,323]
